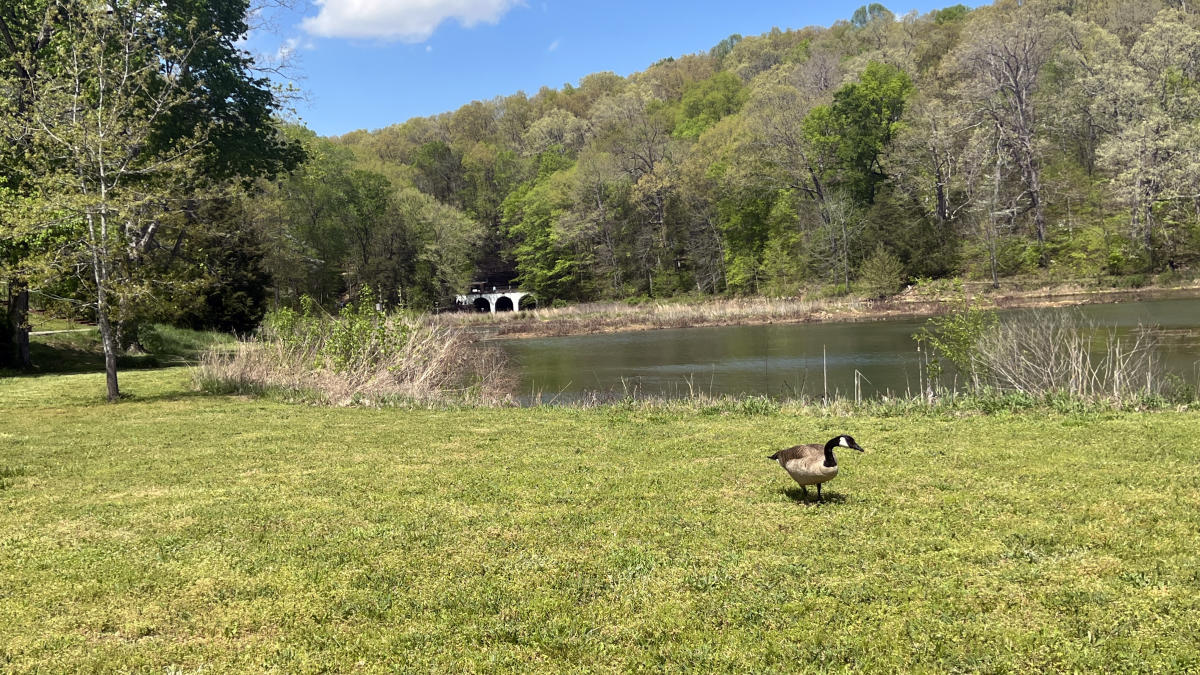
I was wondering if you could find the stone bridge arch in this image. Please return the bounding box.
[455,287,534,314]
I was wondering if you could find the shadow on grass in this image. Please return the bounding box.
[782,486,848,505]
[0,342,163,377]
[112,387,211,405]
[2,330,205,378]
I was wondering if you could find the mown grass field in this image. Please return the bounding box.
[2,368,1199,672]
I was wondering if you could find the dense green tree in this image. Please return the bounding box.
[674,72,748,139]
[0,0,300,399]
[826,61,915,203]
[502,160,594,302]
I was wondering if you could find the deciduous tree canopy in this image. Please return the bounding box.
[5,0,1199,381]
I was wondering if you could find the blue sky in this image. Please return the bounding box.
[248,1,984,137]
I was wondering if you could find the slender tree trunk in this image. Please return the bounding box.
[88,209,120,402]
[1019,150,1047,265]
[2,280,32,369]
[12,284,29,367]
[96,284,121,402]
[989,145,1002,290]
[841,217,850,291]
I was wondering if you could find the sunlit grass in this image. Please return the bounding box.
[2,368,1198,671]
[27,313,87,332]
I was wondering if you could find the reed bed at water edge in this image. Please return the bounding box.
[198,292,512,405]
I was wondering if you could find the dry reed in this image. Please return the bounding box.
[198,315,513,406]
[433,295,905,338]
[974,310,1164,401]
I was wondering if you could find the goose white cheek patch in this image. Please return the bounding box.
[839,437,849,448]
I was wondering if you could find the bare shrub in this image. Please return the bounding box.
[974,310,1163,401]
[198,292,513,405]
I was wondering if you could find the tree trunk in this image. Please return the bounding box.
[97,295,121,402]
[840,217,851,291]
[988,133,1003,290]
[2,280,32,369]
[1020,152,1047,266]
[88,208,121,402]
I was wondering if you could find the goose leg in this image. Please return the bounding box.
[800,485,808,499]
[816,484,823,501]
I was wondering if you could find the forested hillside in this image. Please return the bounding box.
[249,0,1200,309]
[4,0,1200,354]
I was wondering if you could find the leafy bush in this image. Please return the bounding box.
[996,237,1041,276]
[913,289,997,386]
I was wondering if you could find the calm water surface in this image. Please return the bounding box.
[502,298,1200,402]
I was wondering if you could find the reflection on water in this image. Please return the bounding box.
[502,298,1200,403]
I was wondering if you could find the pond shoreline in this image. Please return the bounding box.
[437,282,1200,341]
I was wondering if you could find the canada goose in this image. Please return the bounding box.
[768,435,864,500]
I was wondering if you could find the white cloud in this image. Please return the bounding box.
[273,36,315,62]
[276,36,302,61]
[547,38,559,52]
[302,0,522,42]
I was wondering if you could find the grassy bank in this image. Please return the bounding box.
[436,278,1200,339]
[2,368,1199,671]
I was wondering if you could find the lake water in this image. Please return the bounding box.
[501,298,1200,402]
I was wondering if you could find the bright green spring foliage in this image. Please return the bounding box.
[264,288,410,375]
[914,285,998,383]
[674,71,748,139]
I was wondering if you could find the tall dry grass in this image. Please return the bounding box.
[198,299,513,405]
[434,295,907,337]
[973,310,1165,401]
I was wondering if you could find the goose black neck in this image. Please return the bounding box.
[822,438,838,468]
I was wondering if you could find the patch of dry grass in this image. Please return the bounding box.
[436,296,893,338]
[197,315,513,405]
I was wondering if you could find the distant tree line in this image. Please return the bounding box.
[249,0,1199,310]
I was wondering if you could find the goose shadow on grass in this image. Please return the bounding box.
[781,486,848,505]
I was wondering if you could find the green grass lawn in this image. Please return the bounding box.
[28,314,88,332]
[2,368,1199,672]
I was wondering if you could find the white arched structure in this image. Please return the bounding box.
[455,289,533,314]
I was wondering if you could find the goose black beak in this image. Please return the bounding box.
[852,443,864,452]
